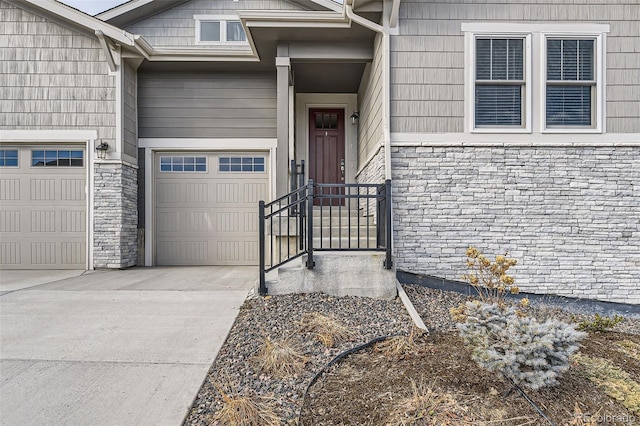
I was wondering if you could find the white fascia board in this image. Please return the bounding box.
[237,10,347,24]
[309,0,343,13]
[21,0,136,45]
[95,0,154,20]
[132,35,257,61]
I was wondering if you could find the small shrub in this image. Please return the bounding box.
[576,314,624,333]
[254,337,308,378]
[298,312,353,347]
[211,382,281,426]
[454,247,584,390]
[462,246,523,306]
[456,300,586,390]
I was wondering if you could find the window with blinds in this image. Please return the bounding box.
[475,38,525,127]
[546,39,595,127]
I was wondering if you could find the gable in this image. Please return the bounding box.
[0,0,116,144]
[124,0,305,48]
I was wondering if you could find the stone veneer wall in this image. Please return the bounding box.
[93,162,138,268]
[391,145,640,304]
[356,146,386,218]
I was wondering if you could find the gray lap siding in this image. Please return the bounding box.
[137,72,277,139]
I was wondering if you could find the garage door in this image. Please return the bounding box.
[155,152,269,265]
[0,145,86,269]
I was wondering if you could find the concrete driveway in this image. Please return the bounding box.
[0,266,256,426]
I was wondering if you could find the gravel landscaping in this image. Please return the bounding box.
[185,285,640,425]
[185,293,414,425]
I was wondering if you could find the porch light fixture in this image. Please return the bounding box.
[95,140,109,159]
[350,111,359,125]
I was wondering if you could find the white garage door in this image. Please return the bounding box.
[0,145,87,269]
[155,152,269,265]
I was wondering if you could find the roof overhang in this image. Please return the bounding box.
[96,0,188,27]
[9,0,137,46]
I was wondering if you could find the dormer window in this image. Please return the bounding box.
[195,15,247,44]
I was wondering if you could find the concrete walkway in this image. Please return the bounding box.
[0,266,256,426]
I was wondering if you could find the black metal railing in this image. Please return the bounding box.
[258,179,392,295]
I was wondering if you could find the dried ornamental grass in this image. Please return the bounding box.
[569,403,601,426]
[254,336,308,378]
[298,312,354,347]
[574,353,640,414]
[387,379,469,426]
[210,383,281,426]
[375,326,426,359]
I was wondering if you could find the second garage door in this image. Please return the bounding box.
[155,152,269,265]
[0,145,86,269]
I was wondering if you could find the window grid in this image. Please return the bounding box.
[160,156,207,172]
[475,37,526,128]
[219,157,265,173]
[0,149,18,167]
[546,38,596,128]
[32,150,83,167]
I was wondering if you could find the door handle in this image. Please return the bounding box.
[340,159,345,181]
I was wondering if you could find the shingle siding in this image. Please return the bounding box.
[0,1,116,145]
[392,0,640,134]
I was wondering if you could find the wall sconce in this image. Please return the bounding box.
[95,140,109,159]
[350,111,359,125]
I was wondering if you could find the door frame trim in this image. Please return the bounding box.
[294,94,358,188]
[139,138,277,266]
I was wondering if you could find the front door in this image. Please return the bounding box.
[309,109,345,206]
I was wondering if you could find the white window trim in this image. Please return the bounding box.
[194,15,247,45]
[464,31,532,134]
[540,33,605,134]
[462,23,609,135]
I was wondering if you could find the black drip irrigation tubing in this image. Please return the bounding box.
[506,377,556,426]
[298,332,558,426]
[298,333,402,422]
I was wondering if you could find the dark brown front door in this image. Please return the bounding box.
[309,109,345,206]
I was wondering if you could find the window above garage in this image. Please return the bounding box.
[0,149,18,167]
[219,157,265,172]
[160,156,207,172]
[32,150,83,167]
[195,15,247,45]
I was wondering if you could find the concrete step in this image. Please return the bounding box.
[312,236,378,249]
[312,227,377,237]
[265,252,396,299]
[311,216,376,227]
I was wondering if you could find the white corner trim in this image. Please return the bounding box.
[391,132,640,146]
